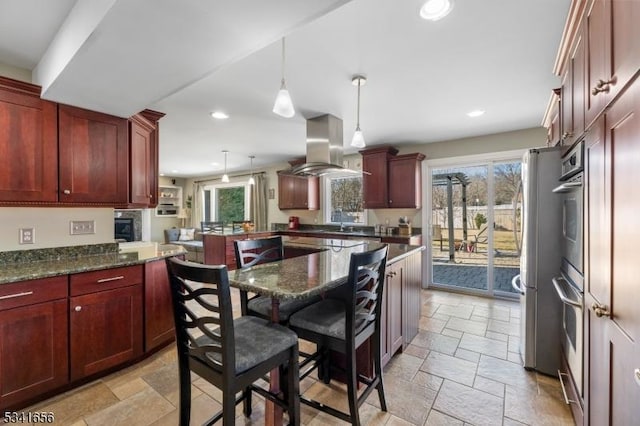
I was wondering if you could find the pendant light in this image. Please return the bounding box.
[247,155,255,185]
[272,38,295,118]
[221,150,230,183]
[351,75,367,148]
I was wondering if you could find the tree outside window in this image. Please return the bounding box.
[326,175,365,224]
[203,184,249,224]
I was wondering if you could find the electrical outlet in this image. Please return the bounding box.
[19,228,35,244]
[70,220,96,235]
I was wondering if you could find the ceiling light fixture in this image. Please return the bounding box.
[467,110,485,117]
[210,111,229,119]
[351,75,367,149]
[420,0,454,21]
[221,150,230,183]
[272,37,295,118]
[247,155,256,185]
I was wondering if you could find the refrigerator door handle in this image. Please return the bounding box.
[551,277,582,308]
[511,274,524,295]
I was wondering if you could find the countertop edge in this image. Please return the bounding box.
[0,245,186,285]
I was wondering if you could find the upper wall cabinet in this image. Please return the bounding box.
[360,146,424,209]
[0,77,165,207]
[58,104,129,204]
[126,110,165,208]
[0,77,58,203]
[278,174,319,210]
[360,146,398,209]
[388,153,425,209]
[585,0,640,127]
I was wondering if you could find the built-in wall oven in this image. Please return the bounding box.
[553,142,583,274]
[552,141,585,408]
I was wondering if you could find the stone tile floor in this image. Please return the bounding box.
[21,289,574,425]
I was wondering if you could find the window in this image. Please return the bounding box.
[324,174,366,225]
[202,183,250,223]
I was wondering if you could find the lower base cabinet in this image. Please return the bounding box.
[381,261,403,366]
[0,277,69,410]
[69,266,143,382]
[144,260,175,351]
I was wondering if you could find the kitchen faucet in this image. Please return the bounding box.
[338,208,344,231]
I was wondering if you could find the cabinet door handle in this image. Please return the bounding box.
[0,291,33,301]
[74,306,82,312]
[97,275,125,283]
[634,369,640,387]
[591,302,611,318]
[63,189,71,194]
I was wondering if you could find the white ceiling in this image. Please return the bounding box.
[0,0,570,177]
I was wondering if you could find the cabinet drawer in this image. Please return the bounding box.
[70,265,143,296]
[0,276,68,311]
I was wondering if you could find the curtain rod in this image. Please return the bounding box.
[193,171,265,184]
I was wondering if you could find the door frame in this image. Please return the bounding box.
[421,149,526,297]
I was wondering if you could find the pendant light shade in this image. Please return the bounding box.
[420,0,454,21]
[351,75,367,148]
[221,150,230,183]
[273,38,295,118]
[247,155,255,185]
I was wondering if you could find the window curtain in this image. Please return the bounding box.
[192,182,205,230]
[250,173,268,231]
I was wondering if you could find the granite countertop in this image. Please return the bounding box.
[231,237,424,300]
[0,242,186,285]
[280,229,422,239]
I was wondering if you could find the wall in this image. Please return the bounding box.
[0,207,115,251]
[180,127,545,231]
[0,63,31,83]
[149,176,184,242]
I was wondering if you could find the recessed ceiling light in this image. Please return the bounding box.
[159,173,165,176]
[420,0,454,21]
[171,169,178,173]
[467,110,485,117]
[210,111,229,119]
[211,162,220,166]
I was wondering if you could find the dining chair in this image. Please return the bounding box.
[165,257,300,426]
[234,236,321,323]
[201,221,224,233]
[288,244,389,426]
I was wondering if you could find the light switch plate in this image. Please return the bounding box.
[19,228,35,244]
[70,220,96,235]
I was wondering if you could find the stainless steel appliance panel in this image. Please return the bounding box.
[517,146,563,375]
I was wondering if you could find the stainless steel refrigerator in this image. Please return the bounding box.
[511,146,563,376]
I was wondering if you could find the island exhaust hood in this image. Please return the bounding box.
[279,114,362,177]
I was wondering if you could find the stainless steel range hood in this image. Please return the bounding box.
[279,114,360,176]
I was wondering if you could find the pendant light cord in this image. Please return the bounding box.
[356,78,361,129]
[281,38,286,85]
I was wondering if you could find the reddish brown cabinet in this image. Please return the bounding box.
[128,114,155,207]
[585,77,640,426]
[360,146,398,209]
[557,10,585,148]
[585,0,640,127]
[381,261,403,366]
[0,77,58,203]
[144,260,175,351]
[69,266,143,381]
[277,174,319,210]
[202,232,274,269]
[388,153,425,208]
[360,146,423,209]
[58,104,129,204]
[0,276,68,411]
[127,110,164,208]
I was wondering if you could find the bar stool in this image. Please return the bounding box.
[288,245,389,426]
[166,257,300,425]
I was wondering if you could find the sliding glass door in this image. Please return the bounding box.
[429,159,521,298]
